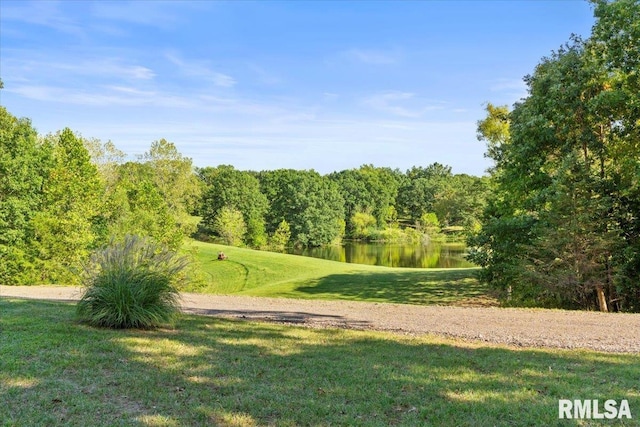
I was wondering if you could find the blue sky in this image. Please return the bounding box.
[1,1,595,175]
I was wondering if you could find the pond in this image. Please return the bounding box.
[286,242,475,268]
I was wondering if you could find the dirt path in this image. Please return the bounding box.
[2,285,639,353]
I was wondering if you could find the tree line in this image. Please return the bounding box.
[469,0,640,312]
[0,102,488,286]
[197,164,489,250]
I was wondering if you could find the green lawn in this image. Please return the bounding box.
[1,299,639,426]
[185,241,494,306]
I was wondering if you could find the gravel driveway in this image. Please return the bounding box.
[2,285,639,353]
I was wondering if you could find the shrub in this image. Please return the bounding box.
[77,235,187,328]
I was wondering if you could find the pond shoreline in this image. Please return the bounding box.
[285,241,474,269]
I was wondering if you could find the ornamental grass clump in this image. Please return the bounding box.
[77,235,187,329]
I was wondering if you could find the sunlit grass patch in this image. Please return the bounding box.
[189,240,495,306]
[2,298,639,426]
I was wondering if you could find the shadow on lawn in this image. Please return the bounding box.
[183,306,374,329]
[295,269,497,306]
[2,299,639,426]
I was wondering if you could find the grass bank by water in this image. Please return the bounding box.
[186,241,493,306]
[2,299,639,426]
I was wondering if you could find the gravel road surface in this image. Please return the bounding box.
[2,285,638,353]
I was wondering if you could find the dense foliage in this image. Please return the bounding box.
[469,0,640,312]
[0,100,487,285]
[198,165,268,247]
[0,107,49,284]
[0,107,200,285]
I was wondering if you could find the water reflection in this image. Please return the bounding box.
[287,242,475,268]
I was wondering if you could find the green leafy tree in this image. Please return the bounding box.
[328,169,373,236]
[329,165,402,236]
[590,0,640,310]
[32,129,104,284]
[471,0,640,311]
[199,165,268,247]
[214,206,246,246]
[140,139,202,238]
[84,138,127,245]
[269,219,291,251]
[259,169,345,247]
[351,210,377,240]
[110,162,183,249]
[397,163,452,224]
[0,107,51,284]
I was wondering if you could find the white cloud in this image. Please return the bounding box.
[1,1,84,36]
[8,83,194,108]
[165,53,236,87]
[3,53,155,82]
[362,91,445,118]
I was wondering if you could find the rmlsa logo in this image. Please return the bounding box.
[559,399,632,420]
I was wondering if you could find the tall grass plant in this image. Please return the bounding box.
[77,235,187,328]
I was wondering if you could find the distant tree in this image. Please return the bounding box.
[269,219,291,251]
[259,169,345,247]
[83,138,127,245]
[199,165,268,247]
[140,139,202,237]
[397,163,452,224]
[214,206,246,246]
[328,169,373,236]
[329,165,402,236]
[110,162,184,249]
[351,210,377,239]
[433,174,490,229]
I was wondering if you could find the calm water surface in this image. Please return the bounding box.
[287,242,475,268]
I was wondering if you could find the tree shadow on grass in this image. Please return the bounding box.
[3,298,640,426]
[294,269,497,306]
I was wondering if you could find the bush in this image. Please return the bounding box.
[77,235,187,328]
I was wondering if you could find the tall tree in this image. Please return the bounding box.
[590,0,640,310]
[110,162,184,249]
[397,163,452,225]
[140,139,202,238]
[199,165,268,247]
[32,129,104,283]
[259,169,345,247]
[0,107,51,284]
[329,165,402,235]
[470,0,640,311]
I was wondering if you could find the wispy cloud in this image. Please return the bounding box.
[165,53,236,87]
[1,0,84,36]
[7,84,192,108]
[247,64,282,86]
[362,91,444,118]
[3,53,155,82]
[344,48,400,65]
[89,1,190,29]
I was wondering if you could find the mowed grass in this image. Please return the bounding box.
[2,299,639,426]
[186,241,494,306]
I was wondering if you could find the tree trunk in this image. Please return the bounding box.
[596,284,608,312]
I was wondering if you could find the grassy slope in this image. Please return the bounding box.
[186,241,493,306]
[2,299,639,427]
